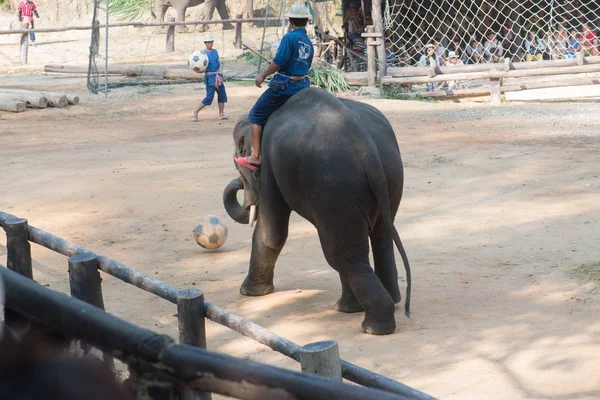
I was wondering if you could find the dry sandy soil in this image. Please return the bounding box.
[1,74,600,400]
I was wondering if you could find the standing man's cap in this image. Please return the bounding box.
[203,33,215,42]
[286,2,312,19]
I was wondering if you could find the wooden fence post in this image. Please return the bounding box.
[166,17,175,53]
[177,289,210,400]
[3,217,32,330]
[371,0,386,82]
[299,340,342,381]
[234,14,243,49]
[4,218,32,279]
[20,22,29,64]
[490,69,502,106]
[68,253,115,371]
[366,26,376,86]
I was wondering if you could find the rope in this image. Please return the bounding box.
[383,0,600,67]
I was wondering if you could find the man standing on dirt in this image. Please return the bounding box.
[234,2,314,171]
[18,0,40,46]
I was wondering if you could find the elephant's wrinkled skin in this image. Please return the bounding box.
[223,88,411,335]
[154,0,232,32]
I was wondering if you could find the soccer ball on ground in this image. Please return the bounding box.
[193,215,228,250]
[188,51,209,73]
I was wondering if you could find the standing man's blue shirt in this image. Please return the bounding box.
[270,27,314,95]
[203,49,221,86]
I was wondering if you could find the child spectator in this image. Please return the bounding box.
[445,51,464,90]
[568,28,581,55]
[419,44,440,92]
[17,0,40,45]
[524,31,545,61]
[466,38,486,63]
[581,23,598,56]
[189,34,227,122]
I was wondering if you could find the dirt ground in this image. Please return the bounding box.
[1,74,600,400]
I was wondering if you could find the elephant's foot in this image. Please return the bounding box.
[176,25,189,33]
[240,278,274,296]
[197,25,208,33]
[361,317,396,335]
[334,294,363,313]
[222,23,234,30]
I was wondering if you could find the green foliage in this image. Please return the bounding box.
[109,0,153,21]
[380,84,413,100]
[308,66,350,94]
[237,52,262,66]
[570,262,600,285]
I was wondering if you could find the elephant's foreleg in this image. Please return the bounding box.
[240,182,291,296]
[371,220,402,304]
[152,4,169,34]
[216,0,234,30]
[334,274,363,313]
[175,6,188,33]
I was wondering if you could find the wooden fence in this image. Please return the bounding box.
[382,54,600,105]
[0,210,436,400]
[0,17,280,65]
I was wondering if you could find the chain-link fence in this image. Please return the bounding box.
[87,0,296,94]
[384,0,600,68]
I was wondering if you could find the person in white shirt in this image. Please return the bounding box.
[445,51,464,90]
[484,32,503,62]
[466,38,486,63]
[419,44,440,92]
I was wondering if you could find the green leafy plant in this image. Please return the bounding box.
[380,84,413,100]
[236,52,262,66]
[109,0,153,21]
[308,66,350,94]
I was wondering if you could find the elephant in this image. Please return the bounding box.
[222,88,412,335]
[153,0,233,33]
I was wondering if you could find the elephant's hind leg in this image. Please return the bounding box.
[371,219,402,304]
[318,222,396,335]
[334,274,363,313]
[240,177,291,296]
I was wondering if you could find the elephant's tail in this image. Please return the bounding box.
[361,137,412,318]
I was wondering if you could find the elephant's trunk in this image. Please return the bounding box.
[223,177,251,224]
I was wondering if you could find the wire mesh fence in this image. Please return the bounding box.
[383,0,600,69]
[87,0,295,94]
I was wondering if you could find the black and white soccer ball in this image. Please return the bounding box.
[188,51,210,73]
[193,215,228,250]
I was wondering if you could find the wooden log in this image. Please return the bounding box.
[0,100,26,112]
[346,72,369,86]
[504,85,600,102]
[0,211,435,400]
[166,17,175,53]
[0,89,68,108]
[366,26,376,86]
[386,56,600,78]
[177,289,210,400]
[382,63,600,85]
[0,92,48,108]
[234,14,243,49]
[68,253,115,371]
[299,341,342,381]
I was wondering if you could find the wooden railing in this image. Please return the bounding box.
[0,210,436,400]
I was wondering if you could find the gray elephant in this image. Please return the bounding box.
[154,0,233,33]
[223,88,412,335]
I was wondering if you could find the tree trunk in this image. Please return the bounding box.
[311,0,336,34]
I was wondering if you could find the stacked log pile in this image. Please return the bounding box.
[0,88,80,113]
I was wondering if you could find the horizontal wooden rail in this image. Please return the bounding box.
[0,17,281,35]
[382,63,600,85]
[0,210,435,400]
[0,266,416,400]
[386,55,600,78]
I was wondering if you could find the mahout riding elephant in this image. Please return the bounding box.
[222,88,412,335]
[154,0,233,32]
